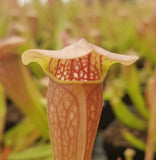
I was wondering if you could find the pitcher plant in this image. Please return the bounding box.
[22,38,138,160]
[0,36,49,138]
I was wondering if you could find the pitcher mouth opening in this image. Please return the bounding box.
[47,52,110,84]
[22,38,139,84]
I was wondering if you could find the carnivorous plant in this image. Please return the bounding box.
[0,36,49,138]
[22,38,138,160]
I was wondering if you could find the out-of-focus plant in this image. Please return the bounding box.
[0,6,9,39]
[124,148,136,160]
[103,61,156,158]
[123,64,149,119]
[103,63,148,130]
[103,62,149,150]
[0,36,49,138]
[22,38,138,160]
[144,68,156,160]
[0,83,6,148]
[8,143,52,160]
[1,0,20,13]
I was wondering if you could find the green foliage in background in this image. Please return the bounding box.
[0,0,156,159]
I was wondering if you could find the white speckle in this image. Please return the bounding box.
[84,67,88,72]
[69,112,74,120]
[64,71,67,75]
[73,73,78,78]
[61,68,63,72]
[57,74,61,78]
[61,76,65,81]
[90,73,94,76]
[84,74,87,79]
[75,66,79,71]
[80,71,83,78]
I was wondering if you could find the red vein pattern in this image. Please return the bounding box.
[47,79,103,160]
[49,52,103,82]
[84,84,103,160]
